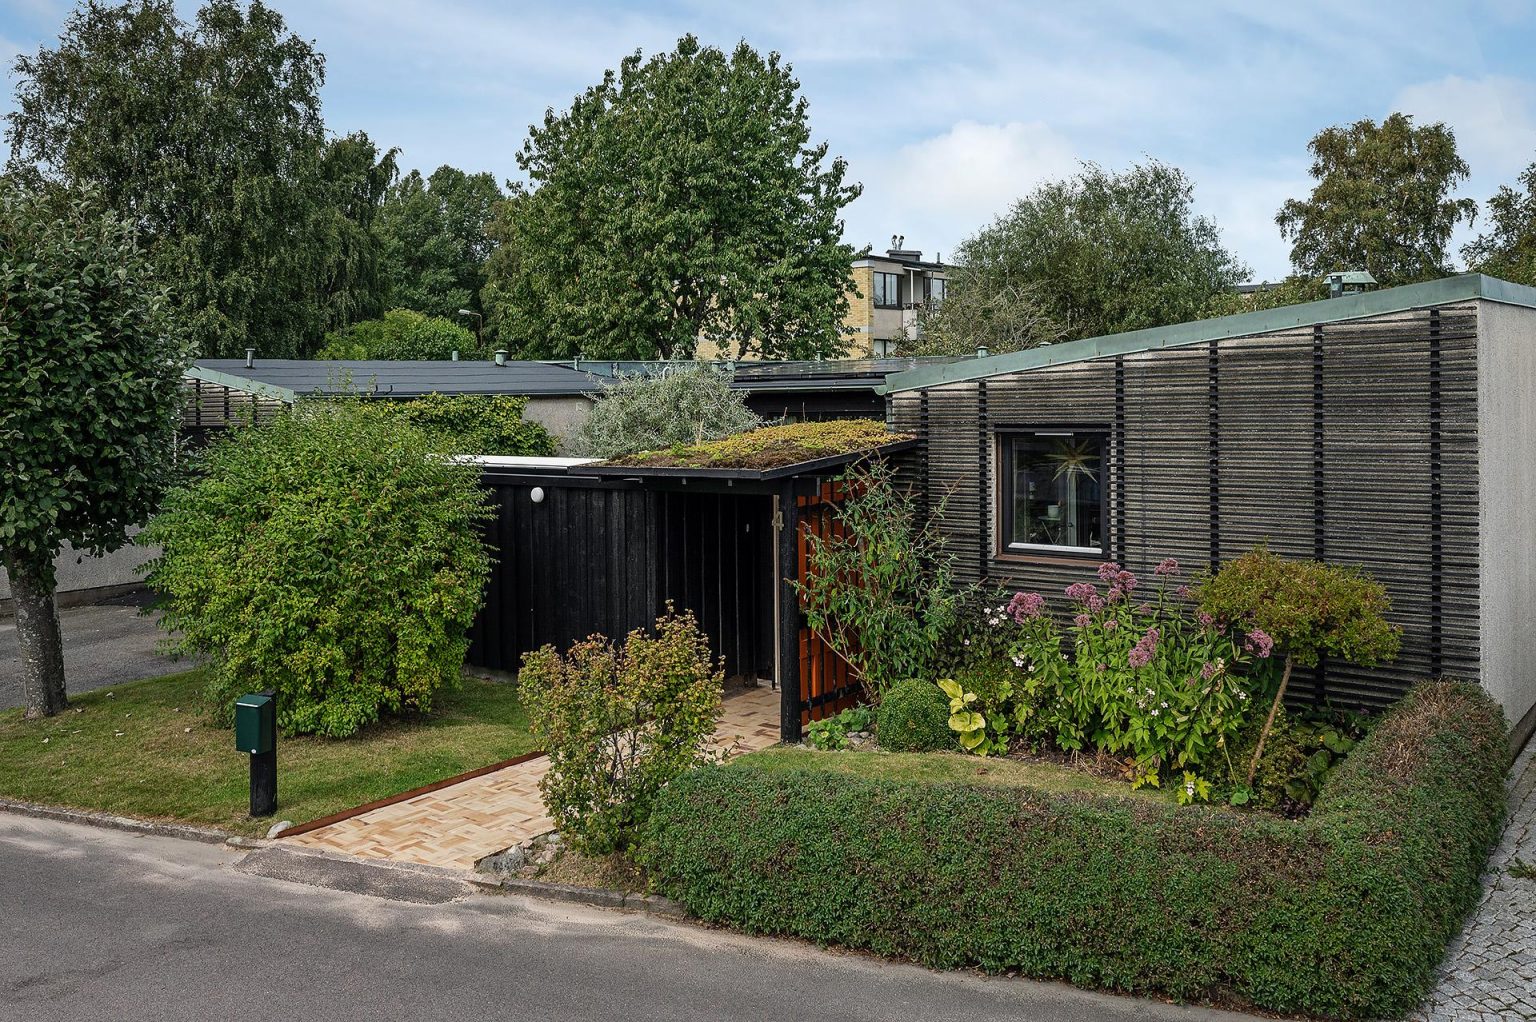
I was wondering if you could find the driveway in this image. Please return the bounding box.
[0,813,1263,1022]
[0,591,183,711]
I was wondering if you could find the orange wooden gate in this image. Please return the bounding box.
[794,480,864,726]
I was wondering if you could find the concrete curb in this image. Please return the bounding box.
[0,797,233,845]
[472,872,689,919]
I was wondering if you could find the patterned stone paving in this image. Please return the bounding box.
[287,685,782,870]
[1406,735,1536,1022]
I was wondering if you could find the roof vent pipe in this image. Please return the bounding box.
[245,348,255,369]
[451,350,459,361]
[976,344,990,358]
[494,349,508,367]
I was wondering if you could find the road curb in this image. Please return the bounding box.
[0,797,233,845]
[473,872,689,919]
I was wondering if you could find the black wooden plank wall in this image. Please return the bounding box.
[889,304,1481,710]
[467,476,773,683]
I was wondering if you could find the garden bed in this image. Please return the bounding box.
[0,669,538,837]
[643,681,1509,1021]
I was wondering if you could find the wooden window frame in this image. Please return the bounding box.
[994,427,1109,563]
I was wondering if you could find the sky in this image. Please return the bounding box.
[3,0,1536,281]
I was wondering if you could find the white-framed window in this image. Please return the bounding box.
[1000,431,1106,554]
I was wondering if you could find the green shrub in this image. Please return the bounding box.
[804,706,874,751]
[367,394,555,456]
[520,609,723,854]
[318,308,483,361]
[576,365,761,458]
[143,402,492,737]
[796,463,969,698]
[875,680,953,752]
[644,681,1507,1020]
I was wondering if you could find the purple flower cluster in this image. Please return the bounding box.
[1096,561,1140,602]
[1064,581,1098,604]
[1007,591,1046,622]
[1072,613,1091,628]
[1200,660,1219,680]
[1127,626,1160,669]
[1244,628,1276,659]
[1153,557,1181,577]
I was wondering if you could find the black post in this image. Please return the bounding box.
[250,690,276,817]
[776,483,803,744]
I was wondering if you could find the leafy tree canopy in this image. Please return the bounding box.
[5,0,396,358]
[317,308,482,361]
[1,179,190,716]
[377,165,504,321]
[1463,162,1536,285]
[955,160,1248,341]
[483,35,860,361]
[896,278,1066,356]
[1276,113,1476,285]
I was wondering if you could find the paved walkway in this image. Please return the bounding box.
[1407,735,1536,1021]
[287,685,782,870]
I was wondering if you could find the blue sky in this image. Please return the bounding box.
[4,0,1536,280]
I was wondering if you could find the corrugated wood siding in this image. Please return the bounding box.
[891,303,1481,710]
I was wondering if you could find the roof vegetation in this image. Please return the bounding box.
[602,419,912,470]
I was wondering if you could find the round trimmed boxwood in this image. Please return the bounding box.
[876,679,954,752]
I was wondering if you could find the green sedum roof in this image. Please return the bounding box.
[882,273,1536,394]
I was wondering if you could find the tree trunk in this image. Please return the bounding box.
[4,549,67,719]
[1245,654,1293,787]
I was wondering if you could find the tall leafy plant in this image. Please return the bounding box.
[576,365,761,458]
[796,463,967,699]
[1196,546,1401,785]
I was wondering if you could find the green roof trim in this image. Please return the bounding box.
[184,364,298,404]
[882,273,1536,394]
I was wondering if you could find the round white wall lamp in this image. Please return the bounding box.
[529,486,545,504]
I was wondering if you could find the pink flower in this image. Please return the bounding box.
[1175,585,1192,600]
[1007,591,1046,622]
[1154,558,1181,577]
[1097,562,1122,582]
[1106,585,1124,602]
[1127,646,1152,668]
[1087,595,1106,613]
[1245,628,1276,659]
[1104,618,1119,631]
[1118,570,1139,592]
[1197,611,1215,629]
[1136,603,1153,615]
[1065,581,1098,604]
[1200,661,1218,680]
[1073,613,1091,628]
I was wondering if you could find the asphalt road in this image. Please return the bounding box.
[0,592,183,711]
[0,814,1260,1022]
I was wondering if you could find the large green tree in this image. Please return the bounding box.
[377,166,503,321]
[483,35,860,360]
[1276,113,1476,285]
[5,0,394,358]
[1,181,190,718]
[955,160,1247,341]
[1463,162,1536,285]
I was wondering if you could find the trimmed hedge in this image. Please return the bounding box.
[876,679,954,752]
[643,681,1508,1019]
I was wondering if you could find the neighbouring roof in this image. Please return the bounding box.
[187,359,605,402]
[537,357,970,393]
[883,273,1536,394]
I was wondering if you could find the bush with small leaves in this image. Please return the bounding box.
[875,679,954,753]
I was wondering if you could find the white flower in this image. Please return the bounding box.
[1161,701,1168,708]
[1150,708,1160,717]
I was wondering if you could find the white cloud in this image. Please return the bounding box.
[1394,75,1536,182]
[846,120,1081,259]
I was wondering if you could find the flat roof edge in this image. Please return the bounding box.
[184,365,297,403]
[883,273,1536,394]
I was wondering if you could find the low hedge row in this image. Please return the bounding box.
[643,681,1508,1019]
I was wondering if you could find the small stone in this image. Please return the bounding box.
[40,738,49,744]
[183,727,192,734]
[265,820,294,839]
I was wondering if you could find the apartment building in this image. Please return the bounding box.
[842,236,948,357]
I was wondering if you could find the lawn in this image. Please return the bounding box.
[0,669,537,837]
[730,745,1177,802]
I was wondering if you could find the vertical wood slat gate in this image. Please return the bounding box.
[793,479,865,729]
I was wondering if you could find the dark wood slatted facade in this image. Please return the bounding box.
[467,473,775,685]
[889,304,1481,710]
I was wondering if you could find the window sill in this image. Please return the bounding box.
[993,548,1106,568]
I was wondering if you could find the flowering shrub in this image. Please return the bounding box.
[945,557,1276,799]
[520,609,723,853]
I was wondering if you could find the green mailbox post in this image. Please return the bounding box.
[234,691,277,817]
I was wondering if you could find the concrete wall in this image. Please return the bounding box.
[0,531,156,614]
[522,395,596,454]
[1477,299,1536,734]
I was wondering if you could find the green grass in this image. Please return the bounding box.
[731,745,1177,803]
[0,669,538,837]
